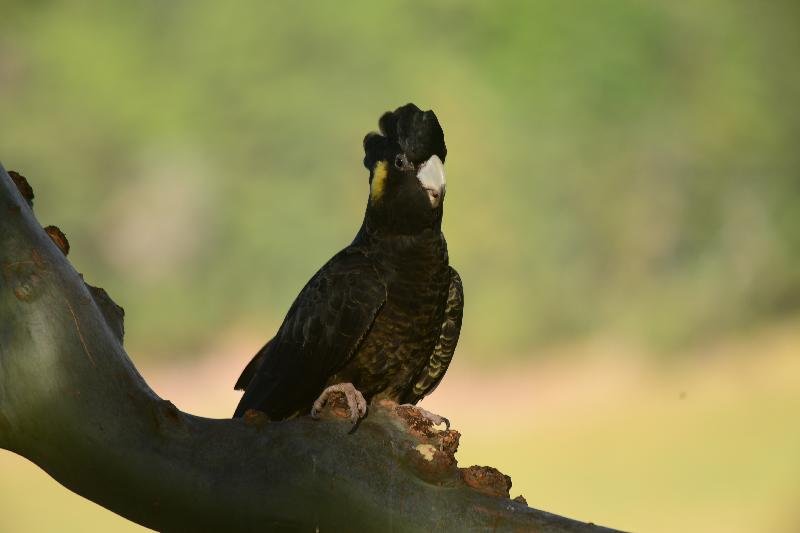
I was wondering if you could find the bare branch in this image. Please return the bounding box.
[0,164,623,533]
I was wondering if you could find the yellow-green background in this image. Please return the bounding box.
[1,2,798,532]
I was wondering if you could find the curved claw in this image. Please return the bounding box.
[310,383,367,424]
[401,404,450,430]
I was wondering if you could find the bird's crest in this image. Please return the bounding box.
[363,103,447,172]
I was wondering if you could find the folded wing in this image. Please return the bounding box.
[233,247,387,419]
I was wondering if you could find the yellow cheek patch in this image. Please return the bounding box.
[370,160,388,201]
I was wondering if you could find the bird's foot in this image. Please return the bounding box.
[311,383,367,424]
[399,404,450,430]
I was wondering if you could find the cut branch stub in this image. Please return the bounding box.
[9,170,33,206]
[44,225,70,256]
[86,283,125,342]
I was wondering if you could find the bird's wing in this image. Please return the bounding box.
[233,338,273,391]
[233,247,386,419]
[402,267,464,404]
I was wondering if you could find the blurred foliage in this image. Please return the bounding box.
[1,1,799,359]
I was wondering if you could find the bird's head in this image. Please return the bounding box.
[362,103,447,234]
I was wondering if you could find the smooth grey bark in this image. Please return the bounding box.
[0,164,623,533]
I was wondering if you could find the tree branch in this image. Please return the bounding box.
[0,164,623,532]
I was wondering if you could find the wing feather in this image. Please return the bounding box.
[233,247,386,418]
[402,267,464,403]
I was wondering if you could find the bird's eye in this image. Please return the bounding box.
[394,154,408,170]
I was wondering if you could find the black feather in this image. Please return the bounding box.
[233,248,386,419]
[363,103,446,170]
[234,104,462,420]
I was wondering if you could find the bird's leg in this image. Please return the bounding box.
[311,383,368,424]
[399,404,450,430]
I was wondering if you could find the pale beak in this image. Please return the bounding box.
[416,155,446,208]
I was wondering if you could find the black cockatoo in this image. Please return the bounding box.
[233,103,463,424]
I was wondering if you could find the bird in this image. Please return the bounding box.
[233,103,463,425]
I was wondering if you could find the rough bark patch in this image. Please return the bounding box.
[243,409,270,428]
[460,465,512,498]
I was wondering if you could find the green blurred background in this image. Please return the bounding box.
[1,1,799,532]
